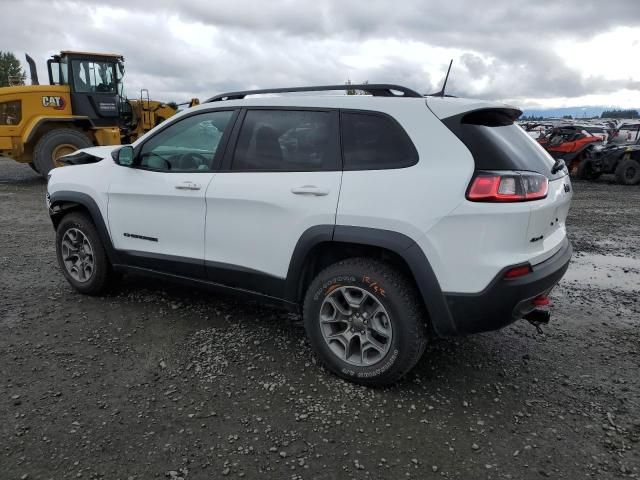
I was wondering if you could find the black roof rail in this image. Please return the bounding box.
[204,84,423,103]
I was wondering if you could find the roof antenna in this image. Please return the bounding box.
[432,59,453,97]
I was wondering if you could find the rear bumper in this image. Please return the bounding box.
[441,240,573,335]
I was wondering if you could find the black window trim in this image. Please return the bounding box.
[339,108,419,171]
[127,105,419,174]
[130,107,241,174]
[221,106,342,173]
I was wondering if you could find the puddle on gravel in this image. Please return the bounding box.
[562,253,640,292]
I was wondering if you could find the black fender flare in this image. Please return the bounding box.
[48,190,120,264]
[285,225,457,337]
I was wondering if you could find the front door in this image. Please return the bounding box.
[204,108,342,296]
[108,109,237,277]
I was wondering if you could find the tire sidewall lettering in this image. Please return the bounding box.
[309,270,404,379]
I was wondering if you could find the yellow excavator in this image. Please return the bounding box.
[0,51,199,176]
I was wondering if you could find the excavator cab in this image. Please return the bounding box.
[46,51,123,126]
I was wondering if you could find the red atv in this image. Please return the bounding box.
[537,126,603,174]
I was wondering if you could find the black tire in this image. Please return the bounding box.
[615,158,640,185]
[576,159,601,181]
[33,128,93,177]
[303,258,428,386]
[55,212,114,295]
[28,162,40,174]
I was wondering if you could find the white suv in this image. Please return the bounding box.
[46,84,573,386]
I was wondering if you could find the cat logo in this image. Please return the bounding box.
[42,96,66,110]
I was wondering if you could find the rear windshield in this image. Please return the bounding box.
[442,109,565,180]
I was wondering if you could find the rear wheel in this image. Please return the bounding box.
[303,258,428,386]
[55,212,115,295]
[615,158,640,185]
[33,128,93,177]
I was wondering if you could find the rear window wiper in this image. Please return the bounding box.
[551,158,566,174]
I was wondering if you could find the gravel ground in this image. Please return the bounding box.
[1,157,639,479]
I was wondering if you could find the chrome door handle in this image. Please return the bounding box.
[175,181,201,191]
[291,185,330,196]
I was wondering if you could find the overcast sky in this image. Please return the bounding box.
[3,0,640,109]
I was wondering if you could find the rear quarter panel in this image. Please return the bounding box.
[336,100,474,241]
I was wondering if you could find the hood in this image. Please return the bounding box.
[59,145,118,165]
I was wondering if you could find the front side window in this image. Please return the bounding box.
[232,110,337,171]
[341,112,418,170]
[138,110,234,172]
[71,60,116,93]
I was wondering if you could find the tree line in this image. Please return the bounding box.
[601,109,639,119]
[0,51,25,87]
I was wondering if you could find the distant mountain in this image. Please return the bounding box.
[521,106,640,119]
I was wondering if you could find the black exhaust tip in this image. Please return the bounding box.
[524,309,550,334]
[524,309,550,324]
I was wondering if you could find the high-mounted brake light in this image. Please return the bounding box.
[467,171,548,202]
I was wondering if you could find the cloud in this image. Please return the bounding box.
[2,0,639,107]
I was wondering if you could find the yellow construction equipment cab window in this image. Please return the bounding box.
[71,60,116,94]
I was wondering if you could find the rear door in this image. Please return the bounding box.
[108,109,237,277]
[203,108,342,294]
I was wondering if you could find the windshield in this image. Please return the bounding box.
[71,60,117,94]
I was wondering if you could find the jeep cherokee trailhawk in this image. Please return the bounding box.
[46,84,573,386]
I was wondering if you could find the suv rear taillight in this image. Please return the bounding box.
[466,171,548,202]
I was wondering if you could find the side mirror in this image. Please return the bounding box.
[113,145,134,166]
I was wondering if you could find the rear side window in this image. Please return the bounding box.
[442,109,563,180]
[232,109,338,171]
[341,112,418,170]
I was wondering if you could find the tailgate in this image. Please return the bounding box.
[527,176,572,262]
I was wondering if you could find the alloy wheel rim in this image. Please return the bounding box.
[61,228,94,282]
[319,286,393,366]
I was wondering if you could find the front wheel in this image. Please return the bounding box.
[576,159,601,180]
[55,212,115,295]
[303,258,428,386]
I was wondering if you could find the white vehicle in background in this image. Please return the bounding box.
[45,83,573,386]
[578,125,609,143]
[611,122,640,144]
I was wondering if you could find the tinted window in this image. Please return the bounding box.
[341,112,418,170]
[139,110,234,172]
[443,109,563,180]
[232,110,337,171]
